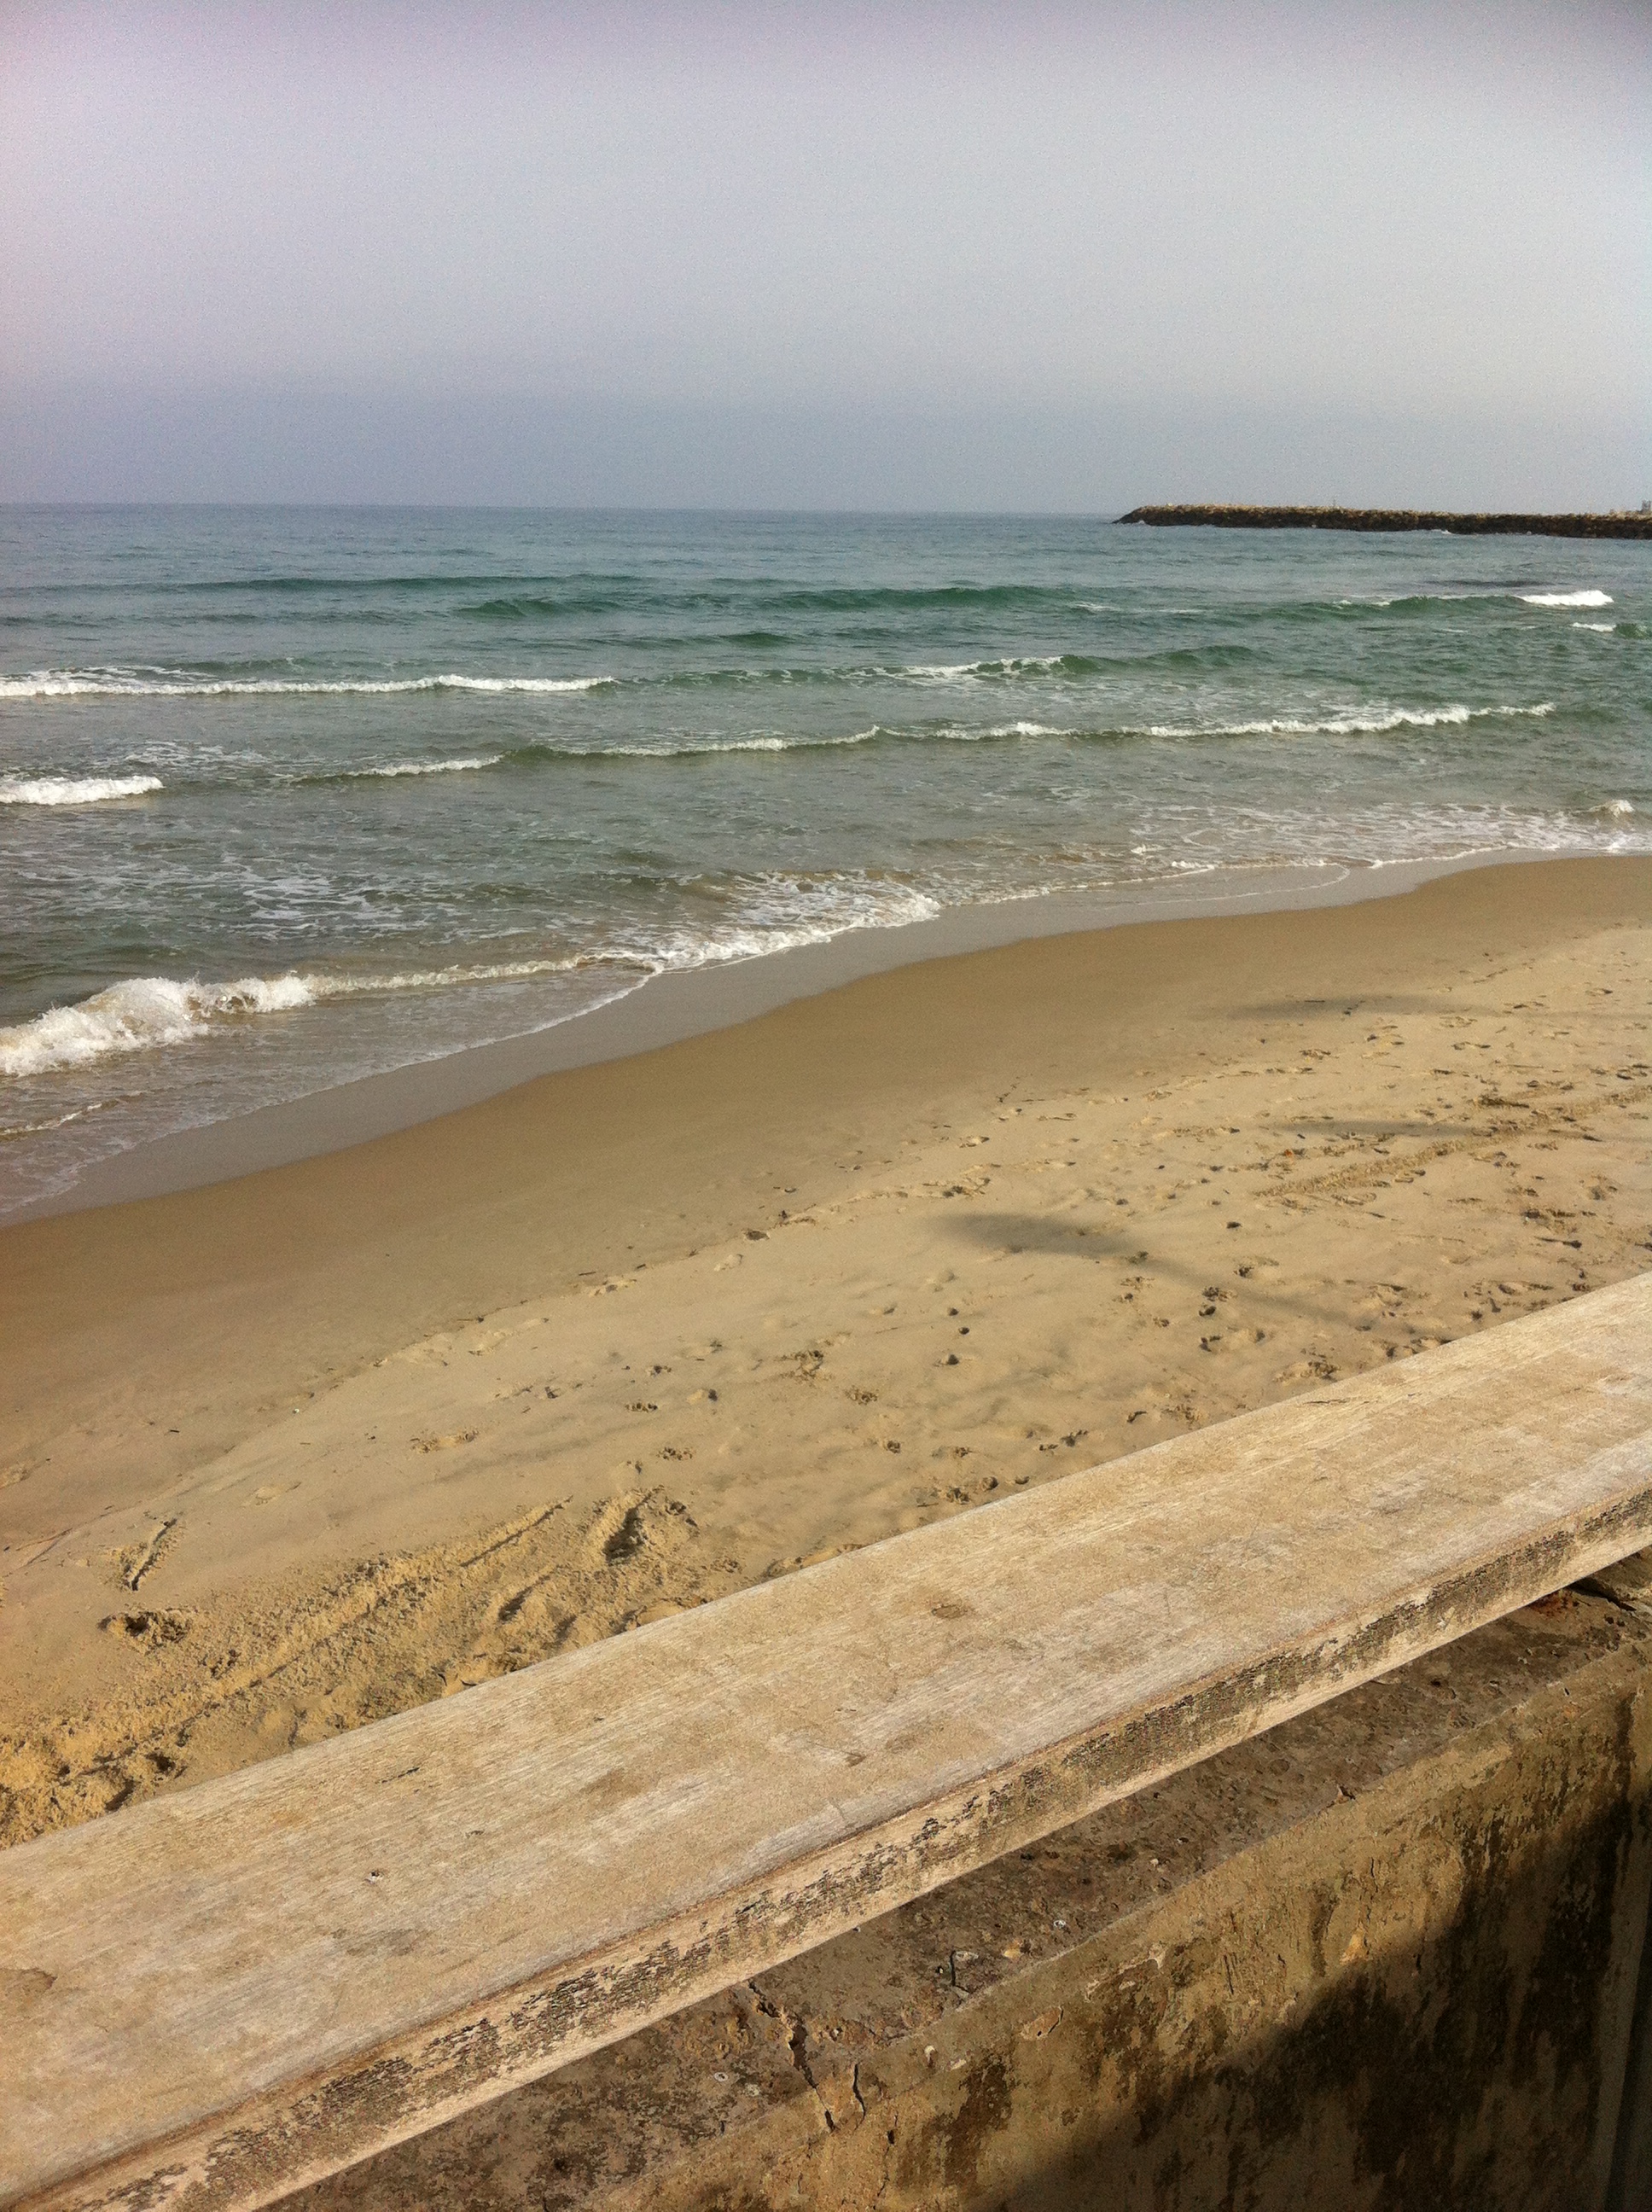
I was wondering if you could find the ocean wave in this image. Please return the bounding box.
[631,652,1116,691]
[533,654,1090,694]
[1593,799,1637,819]
[74,571,649,599]
[0,1100,116,1143]
[348,755,502,779]
[893,720,1079,744]
[634,877,944,973]
[0,873,946,1080]
[1345,591,1505,607]
[389,581,1071,619]
[205,573,1064,615]
[483,701,1552,767]
[1228,588,1601,622]
[749,582,1064,614]
[0,647,1325,710]
[1,659,934,702]
[908,702,1554,745]
[0,958,613,1079]
[1573,621,1618,634]
[461,597,568,619]
[0,773,162,806]
[1138,702,1555,740]
[0,670,612,701]
[1322,587,1623,618]
[904,656,1049,679]
[507,727,886,764]
[512,721,1085,761]
[1,975,316,1076]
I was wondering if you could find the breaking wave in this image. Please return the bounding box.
[0,670,612,701]
[2,974,317,1076]
[0,873,945,1080]
[509,701,1555,764]
[346,755,501,779]
[1138,701,1556,739]
[392,701,1557,772]
[0,773,162,806]
[1521,590,1613,609]
[0,961,597,1078]
[0,701,1559,812]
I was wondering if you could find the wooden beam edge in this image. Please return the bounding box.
[20,1469,1652,2212]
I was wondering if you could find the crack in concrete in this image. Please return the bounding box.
[748,1982,848,2133]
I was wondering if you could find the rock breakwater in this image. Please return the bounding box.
[1120,504,1652,539]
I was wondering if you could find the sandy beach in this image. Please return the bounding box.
[2,853,1649,1849]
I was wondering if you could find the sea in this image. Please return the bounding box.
[2,505,1647,1217]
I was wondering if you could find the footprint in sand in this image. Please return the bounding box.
[108,1519,177,1592]
[101,1609,192,1648]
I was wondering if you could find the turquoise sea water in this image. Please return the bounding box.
[2,506,1648,1213]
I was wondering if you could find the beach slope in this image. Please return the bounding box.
[2,857,1649,1846]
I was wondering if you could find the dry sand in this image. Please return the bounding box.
[1,856,1648,1848]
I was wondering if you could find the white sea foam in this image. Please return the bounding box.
[631,876,943,974]
[0,975,314,1077]
[0,773,162,806]
[912,704,1551,746]
[561,704,1552,760]
[1594,799,1637,819]
[351,755,501,779]
[554,728,880,760]
[1334,590,1554,611]
[1,870,956,1083]
[0,956,615,1080]
[1143,702,1554,740]
[318,956,605,994]
[0,670,610,701]
[1573,621,1617,634]
[1521,590,1613,609]
[903,655,1067,682]
[0,1101,113,1143]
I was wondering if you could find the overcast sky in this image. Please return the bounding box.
[2,0,1647,509]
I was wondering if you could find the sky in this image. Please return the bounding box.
[1,0,1648,509]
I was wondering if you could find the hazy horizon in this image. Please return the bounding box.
[3,1,1648,511]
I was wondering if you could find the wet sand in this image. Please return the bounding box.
[2,854,1649,1846]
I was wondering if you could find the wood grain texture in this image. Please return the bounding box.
[5,1275,1652,2212]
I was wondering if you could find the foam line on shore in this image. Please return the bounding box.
[1,849,1590,1225]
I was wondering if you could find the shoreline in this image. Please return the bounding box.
[3,852,1648,1847]
[3,847,1571,1224]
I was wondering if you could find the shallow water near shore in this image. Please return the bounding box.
[2,506,1648,1213]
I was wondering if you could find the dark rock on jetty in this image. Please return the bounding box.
[1118,504,1652,540]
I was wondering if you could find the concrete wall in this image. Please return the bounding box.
[284,1587,1652,2212]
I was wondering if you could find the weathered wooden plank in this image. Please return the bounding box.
[5,1276,1652,2212]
